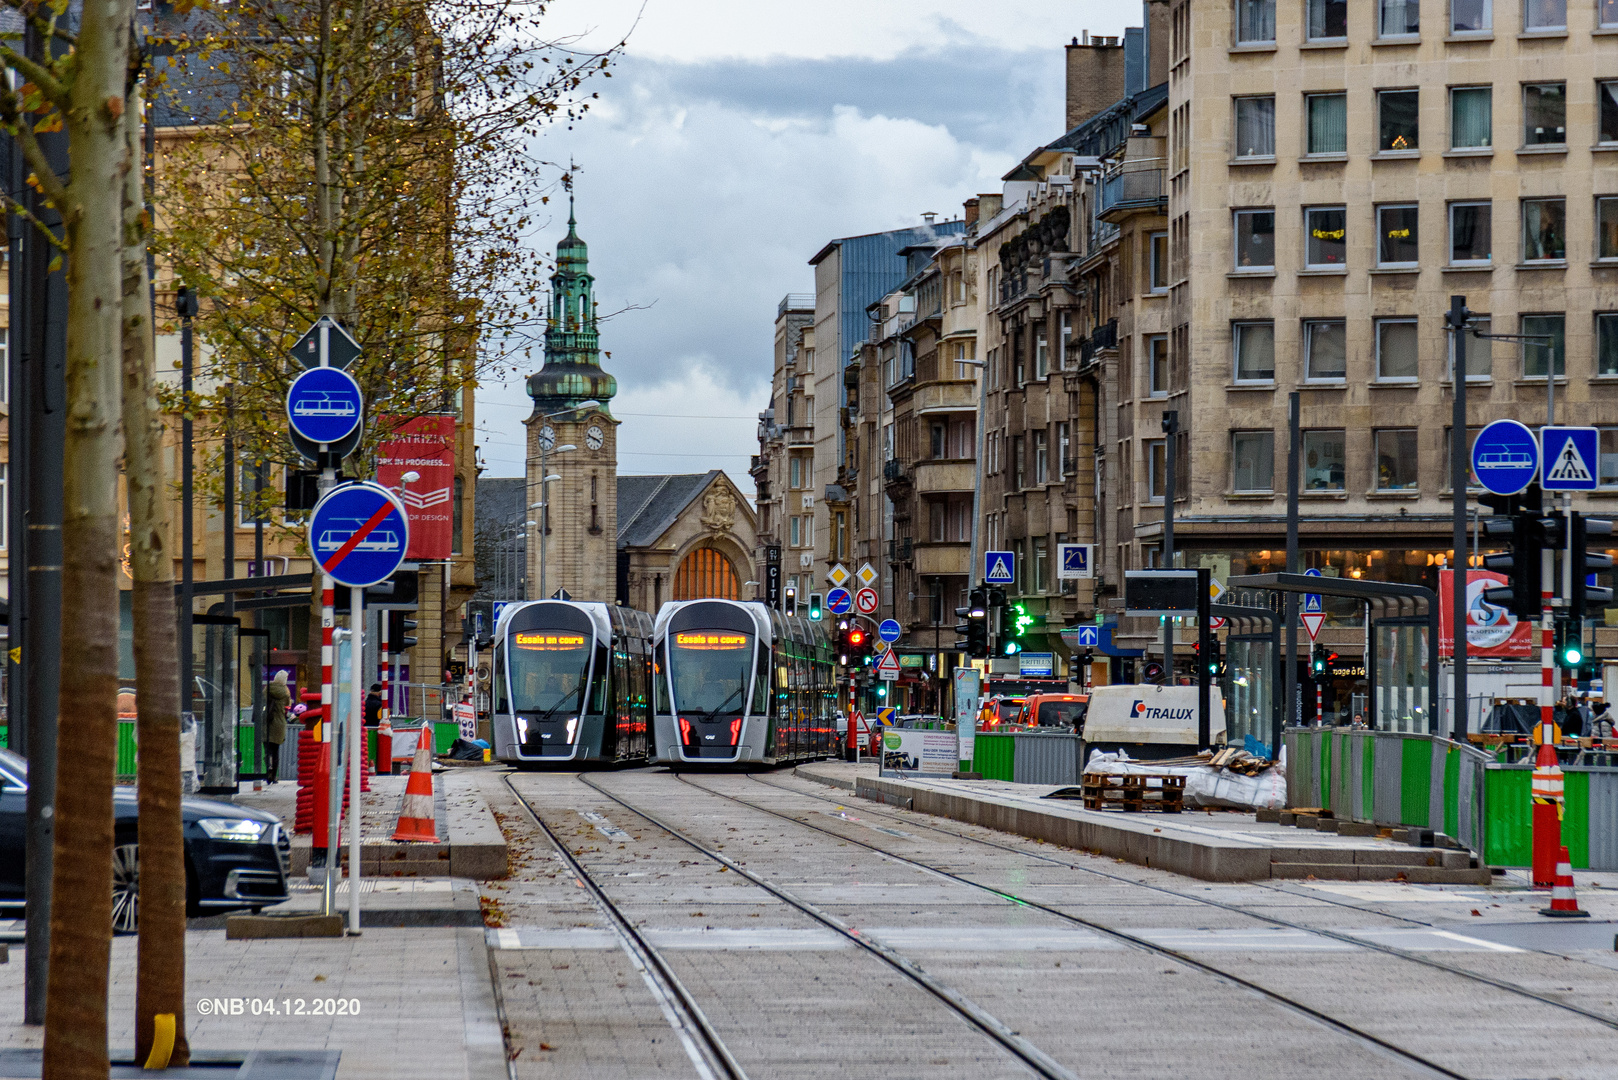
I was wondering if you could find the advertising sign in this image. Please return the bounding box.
[1057,543,1094,580]
[953,667,980,765]
[1439,569,1534,659]
[377,415,456,560]
[1019,652,1055,676]
[878,729,959,779]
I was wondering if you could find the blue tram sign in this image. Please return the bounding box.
[1470,419,1540,496]
[308,482,410,588]
[286,366,364,446]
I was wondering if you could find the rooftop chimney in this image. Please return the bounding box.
[1065,32,1128,131]
[963,197,981,228]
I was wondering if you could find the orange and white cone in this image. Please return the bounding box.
[390,743,439,843]
[1540,846,1590,918]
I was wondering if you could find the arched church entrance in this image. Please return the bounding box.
[672,546,741,600]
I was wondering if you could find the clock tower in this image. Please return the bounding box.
[524,195,620,602]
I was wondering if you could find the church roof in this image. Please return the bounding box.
[616,471,723,550]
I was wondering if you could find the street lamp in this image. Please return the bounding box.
[535,473,563,599]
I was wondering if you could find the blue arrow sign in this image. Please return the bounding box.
[826,587,853,614]
[984,550,1015,584]
[1542,426,1600,491]
[878,618,902,643]
[1471,419,1540,496]
[1076,625,1099,647]
[309,482,410,588]
[287,366,363,445]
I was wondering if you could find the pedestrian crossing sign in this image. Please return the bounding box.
[984,550,1015,584]
[1542,426,1599,491]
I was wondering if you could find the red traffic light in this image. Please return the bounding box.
[848,629,865,647]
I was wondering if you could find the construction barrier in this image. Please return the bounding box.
[1479,762,1618,871]
[969,731,1085,784]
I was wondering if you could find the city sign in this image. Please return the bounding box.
[1057,543,1094,580]
[1471,419,1540,496]
[826,587,853,614]
[878,619,902,643]
[855,587,880,615]
[286,366,364,445]
[308,482,410,588]
[984,550,1015,584]
[1541,426,1600,491]
[292,315,363,371]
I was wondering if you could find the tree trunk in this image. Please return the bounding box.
[41,5,135,1080]
[122,77,189,1068]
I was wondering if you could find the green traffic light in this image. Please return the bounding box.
[1565,644,1584,666]
[1003,640,1021,656]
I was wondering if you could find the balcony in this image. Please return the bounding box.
[914,541,970,577]
[1098,160,1166,221]
[913,380,977,413]
[911,459,975,494]
[783,424,814,447]
[883,459,909,486]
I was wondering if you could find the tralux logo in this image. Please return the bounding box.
[1130,699,1194,721]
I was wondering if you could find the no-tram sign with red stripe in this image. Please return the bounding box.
[309,481,411,588]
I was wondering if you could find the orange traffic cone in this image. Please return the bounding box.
[391,743,439,843]
[1540,846,1590,918]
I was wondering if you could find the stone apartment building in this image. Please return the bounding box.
[752,295,816,603]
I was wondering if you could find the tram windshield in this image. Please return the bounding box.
[509,629,592,715]
[668,630,754,716]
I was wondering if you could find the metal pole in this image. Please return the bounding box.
[320,577,336,915]
[1196,566,1210,748]
[179,288,196,727]
[1285,392,1300,729]
[538,443,547,599]
[1449,296,1469,739]
[223,385,235,619]
[349,586,363,933]
[1162,411,1177,681]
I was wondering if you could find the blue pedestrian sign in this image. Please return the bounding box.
[1471,419,1540,496]
[1075,625,1099,647]
[1302,567,1323,613]
[877,618,902,643]
[308,482,410,588]
[984,550,1015,584]
[286,366,363,445]
[826,587,853,614]
[1542,426,1600,491]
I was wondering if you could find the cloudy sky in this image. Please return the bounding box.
[473,0,1140,495]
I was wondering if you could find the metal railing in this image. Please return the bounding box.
[1099,166,1165,216]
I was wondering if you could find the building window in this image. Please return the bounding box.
[1449,316,1493,380]
[930,421,947,459]
[1600,197,1618,260]
[1378,89,1419,150]
[1013,344,1025,386]
[1378,0,1419,36]
[1376,318,1419,381]
[1306,92,1348,155]
[1302,430,1346,491]
[1520,313,1566,378]
[1236,0,1276,43]
[1307,0,1347,39]
[1058,313,1074,368]
[1524,0,1566,30]
[1449,201,1491,264]
[1450,86,1492,149]
[1598,314,1618,376]
[1234,96,1275,158]
[1033,430,1049,485]
[1148,335,1169,396]
[1057,422,1071,478]
[1012,435,1026,489]
[789,457,801,489]
[1377,204,1419,267]
[790,516,801,547]
[1522,198,1566,262]
[0,330,7,404]
[1231,431,1275,493]
[0,463,7,549]
[1233,208,1275,268]
[1599,429,1618,487]
[953,340,977,379]
[1452,0,1491,32]
[1033,537,1049,593]
[1034,324,1049,378]
[1375,430,1420,491]
[1523,83,1566,146]
[1233,321,1276,382]
[1305,206,1347,267]
[1146,439,1167,502]
[1304,320,1347,380]
[1605,0,1618,28]
[1149,232,1169,291]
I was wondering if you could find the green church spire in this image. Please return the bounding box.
[527,191,617,414]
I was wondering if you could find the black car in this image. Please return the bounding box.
[0,747,290,932]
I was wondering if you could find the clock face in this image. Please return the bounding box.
[538,425,556,451]
[585,425,605,451]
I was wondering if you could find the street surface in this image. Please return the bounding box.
[480,767,1618,1080]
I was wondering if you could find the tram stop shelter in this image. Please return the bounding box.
[1225,572,1439,737]
[1211,601,1282,759]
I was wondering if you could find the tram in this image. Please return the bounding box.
[651,599,836,767]
[490,600,654,766]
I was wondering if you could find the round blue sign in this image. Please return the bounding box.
[878,619,902,643]
[308,482,409,588]
[287,366,363,446]
[1471,419,1540,496]
[826,587,853,614]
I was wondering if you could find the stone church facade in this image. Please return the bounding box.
[616,471,757,612]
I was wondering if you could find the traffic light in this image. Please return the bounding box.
[1481,488,1556,620]
[388,611,418,653]
[839,624,868,665]
[1000,602,1029,655]
[784,585,798,616]
[1204,639,1223,678]
[1311,643,1327,679]
[1557,616,1583,669]
[954,587,989,658]
[807,592,823,621]
[1571,512,1615,623]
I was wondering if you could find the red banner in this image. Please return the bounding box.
[1438,569,1534,659]
[376,415,455,560]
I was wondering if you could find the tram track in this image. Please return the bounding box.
[741,770,1618,1030]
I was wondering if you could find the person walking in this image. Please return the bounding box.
[365,682,386,727]
[265,670,292,783]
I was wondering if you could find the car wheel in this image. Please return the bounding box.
[111,842,139,935]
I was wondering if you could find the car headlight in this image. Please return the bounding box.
[197,818,270,843]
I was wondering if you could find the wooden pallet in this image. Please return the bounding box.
[1080,772,1185,813]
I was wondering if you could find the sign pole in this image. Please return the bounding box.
[1196,567,1210,749]
[319,576,336,916]
[1449,296,1469,739]
[350,584,364,933]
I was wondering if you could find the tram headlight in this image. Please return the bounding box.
[517,716,529,741]
[566,717,579,743]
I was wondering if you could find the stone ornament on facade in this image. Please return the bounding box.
[700,485,738,532]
